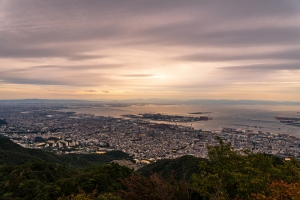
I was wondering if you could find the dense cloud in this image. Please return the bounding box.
[175,48,300,62]
[0,0,299,100]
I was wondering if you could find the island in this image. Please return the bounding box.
[189,112,212,114]
[275,116,300,127]
[122,113,212,122]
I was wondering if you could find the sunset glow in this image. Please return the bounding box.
[0,0,300,101]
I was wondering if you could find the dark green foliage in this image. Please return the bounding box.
[33,136,45,143]
[0,160,74,200]
[55,163,133,198]
[0,160,133,200]
[191,138,300,199]
[0,137,131,167]
[1,136,300,199]
[0,136,24,151]
[0,119,8,125]
[120,173,190,200]
[137,155,205,181]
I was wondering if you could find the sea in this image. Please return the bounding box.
[63,104,300,137]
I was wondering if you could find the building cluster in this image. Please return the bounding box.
[0,103,300,163]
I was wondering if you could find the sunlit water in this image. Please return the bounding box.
[63,104,300,137]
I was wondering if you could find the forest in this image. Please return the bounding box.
[1,136,300,200]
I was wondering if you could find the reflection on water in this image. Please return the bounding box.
[63,104,300,137]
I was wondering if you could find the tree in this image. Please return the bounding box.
[191,138,285,199]
[120,173,190,200]
[253,180,300,200]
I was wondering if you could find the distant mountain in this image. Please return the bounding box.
[0,136,131,167]
[1,98,299,105]
[0,99,91,103]
[184,99,300,105]
[101,98,300,105]
[106,98,181,104]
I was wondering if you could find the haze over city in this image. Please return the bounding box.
[0,0,300,101]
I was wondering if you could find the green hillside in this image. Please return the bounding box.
[1,136,300,199]
[137,155,206,181]
[0,160,132,200]
[0,136,131,167]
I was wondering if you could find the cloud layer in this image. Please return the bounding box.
[0,0,300,100]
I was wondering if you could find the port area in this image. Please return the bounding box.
[275,116,300,127]
[122,113,212,122]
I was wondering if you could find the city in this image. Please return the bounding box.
[1,103,299,166]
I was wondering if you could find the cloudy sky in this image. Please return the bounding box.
[0,0,300,101]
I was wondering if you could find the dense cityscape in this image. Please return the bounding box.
[1,103,299,166]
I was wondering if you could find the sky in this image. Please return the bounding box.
[0,0,300,101]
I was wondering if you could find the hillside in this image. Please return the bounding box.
[1,136,300,199]
[137,155,206,180]
[0,136,131,167]
[0,160,132,200]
